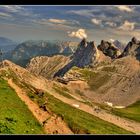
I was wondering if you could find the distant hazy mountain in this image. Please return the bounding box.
[0,37,14,44]
[0,37,17,52]
[4,40,78,67]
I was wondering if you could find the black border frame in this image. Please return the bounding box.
[0,0,140,5]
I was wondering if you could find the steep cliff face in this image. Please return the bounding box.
[54,39,101,77]
[98,40,121,58]
[71,38,99,67]
[120,37,140,60]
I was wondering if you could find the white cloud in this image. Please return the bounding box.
[118,20,135,31]
[34,18,67,25]
[32,19,75,31]
[0,5,23,13]
[48,18,67,24]
[34,18,79,26]
[68,29,87,39]
[105,21,117,27]
[67,9,94,17]
[32,19,48,25]
[91,18,102,25]
[116,5,133,12]
[110,38,115,42]
[0,12,12,17]
[0,5,39,18]
[33,18,79,30]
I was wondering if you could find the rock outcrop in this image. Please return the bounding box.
[113,40,126,52]
[119,37,140,60]
[71,38,99,67]
[54,39,101,77]
[98,40,121,58]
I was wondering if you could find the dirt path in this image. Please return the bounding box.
[44,86,140,134]
[8,79,73,134]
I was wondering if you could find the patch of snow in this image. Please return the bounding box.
[105,102,125,108]
[105,102,113,107]
[114,106,125,109]
[72,104,79,108]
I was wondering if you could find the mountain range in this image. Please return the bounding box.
[0,37,18,52]
[3,40,78,67]
[0,36,140,134]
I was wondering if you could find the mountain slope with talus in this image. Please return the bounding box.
[26,55,70,79]
[26,37,140,107]
[64,55,140,106]
[59,38,140,107]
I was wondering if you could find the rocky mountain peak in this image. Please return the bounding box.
[79,38,87,47]
[54,39,102,77]
[98,40,121,59]
[119,37,140,59]
[131,37,139,44]
[72,39,99,67]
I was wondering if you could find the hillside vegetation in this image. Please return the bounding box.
[27,89,132,134]
[0,78,44,134]
[108,101,140,122]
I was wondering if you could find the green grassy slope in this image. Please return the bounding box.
[28,91,132,134]
[112,101,140,122]
[0,78,44,134]
[98,101,140,123]
[71,67,111,91]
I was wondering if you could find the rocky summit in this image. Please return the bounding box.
[98,40,121,59]
[53,39,101,77]
[26,37,140,107]
[119,37,140,60]
[71,38,99,67]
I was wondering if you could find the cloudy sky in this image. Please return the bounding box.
[0,5,140,44]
